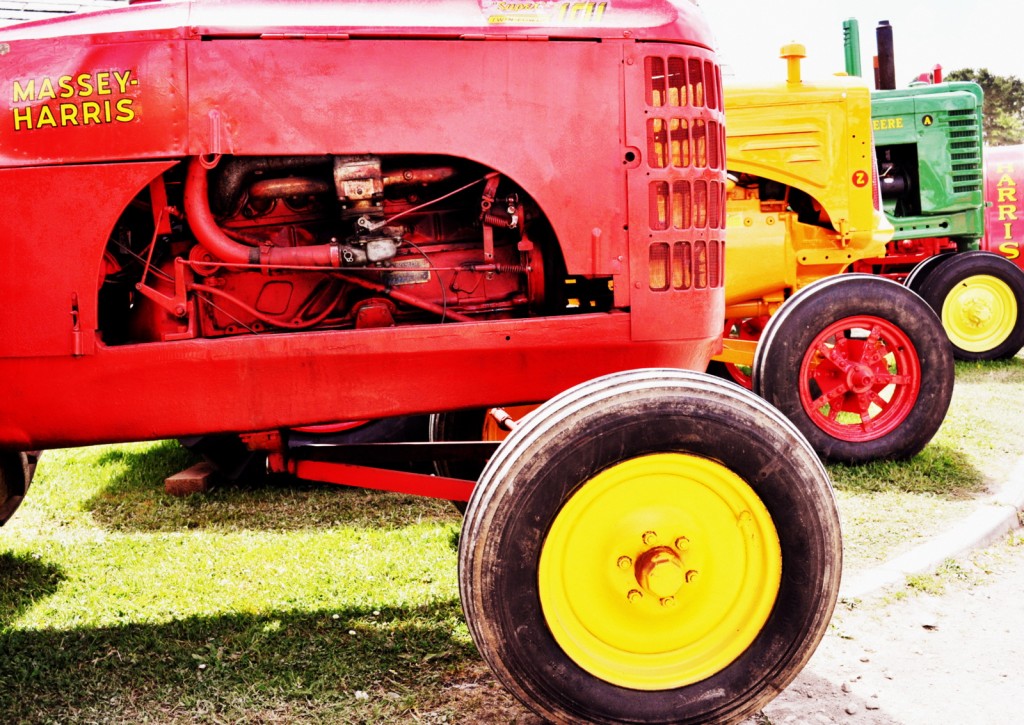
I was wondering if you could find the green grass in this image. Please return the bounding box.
[2,356,1022,722]
[829,355,1024,570]
[2,443,487,723]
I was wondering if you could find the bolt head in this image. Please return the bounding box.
[685,569,698,583]
[617,556,632,570]
[674,536,690,551]
[627,589,643,603]
[642,530,658,546]
[659,596,676,608]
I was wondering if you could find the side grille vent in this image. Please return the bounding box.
[640,53,726,296]
[648,239,724,291]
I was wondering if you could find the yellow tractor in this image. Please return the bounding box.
[429,46,955,468]
[710,44,954,463]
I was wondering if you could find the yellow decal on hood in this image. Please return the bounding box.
[10,70,139,132]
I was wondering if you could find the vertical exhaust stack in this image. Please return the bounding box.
[842,18,862,77]
[876,20,896,90]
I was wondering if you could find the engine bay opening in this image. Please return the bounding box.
[98,154,614,346]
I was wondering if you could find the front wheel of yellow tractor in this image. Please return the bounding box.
[753,275,954,464]
[459,369,841,724]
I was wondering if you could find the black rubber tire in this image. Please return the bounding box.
[429,410,490,482]
[429,410,490,514]
[0,451,32,527]
[459,369,841,724]
[904,253,953,295]
[753,274,954,463]
[917,251,1024,361]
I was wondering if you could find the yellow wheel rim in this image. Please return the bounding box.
[538,453,781,690]
[941,274,1018,353]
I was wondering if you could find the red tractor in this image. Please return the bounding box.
[0,2,841,721]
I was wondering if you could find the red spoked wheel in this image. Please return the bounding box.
[753,275,953,463]
[798,315,921,442]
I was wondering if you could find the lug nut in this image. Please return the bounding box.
[642,530,658,545]
[685,569,698,583]
[660,596,676,608]
[674,536,690,551]
[627,589,643,603]
[617,556,632,570]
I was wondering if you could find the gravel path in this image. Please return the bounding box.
[745,533,1024,724]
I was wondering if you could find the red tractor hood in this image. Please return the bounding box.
[0,0,714,46]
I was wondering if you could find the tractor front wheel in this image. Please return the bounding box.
[904,253,952,295]
[753,275,953,463]
[917,251,1024,361]
[459,369,841,724]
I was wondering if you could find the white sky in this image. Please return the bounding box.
[698,0,1023,84]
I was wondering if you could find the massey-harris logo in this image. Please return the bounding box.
[10,70,139,132]
[993,159,1021,260]
[484,1,608,25]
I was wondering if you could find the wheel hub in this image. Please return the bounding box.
[960,293,993,327]
[799,314,922,443]
[634,544,685,600]
[942,274,1018,353]
[845,362,877,394]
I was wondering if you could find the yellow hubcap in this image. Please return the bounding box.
[942,274,1018,352]
[537,453,782,690]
